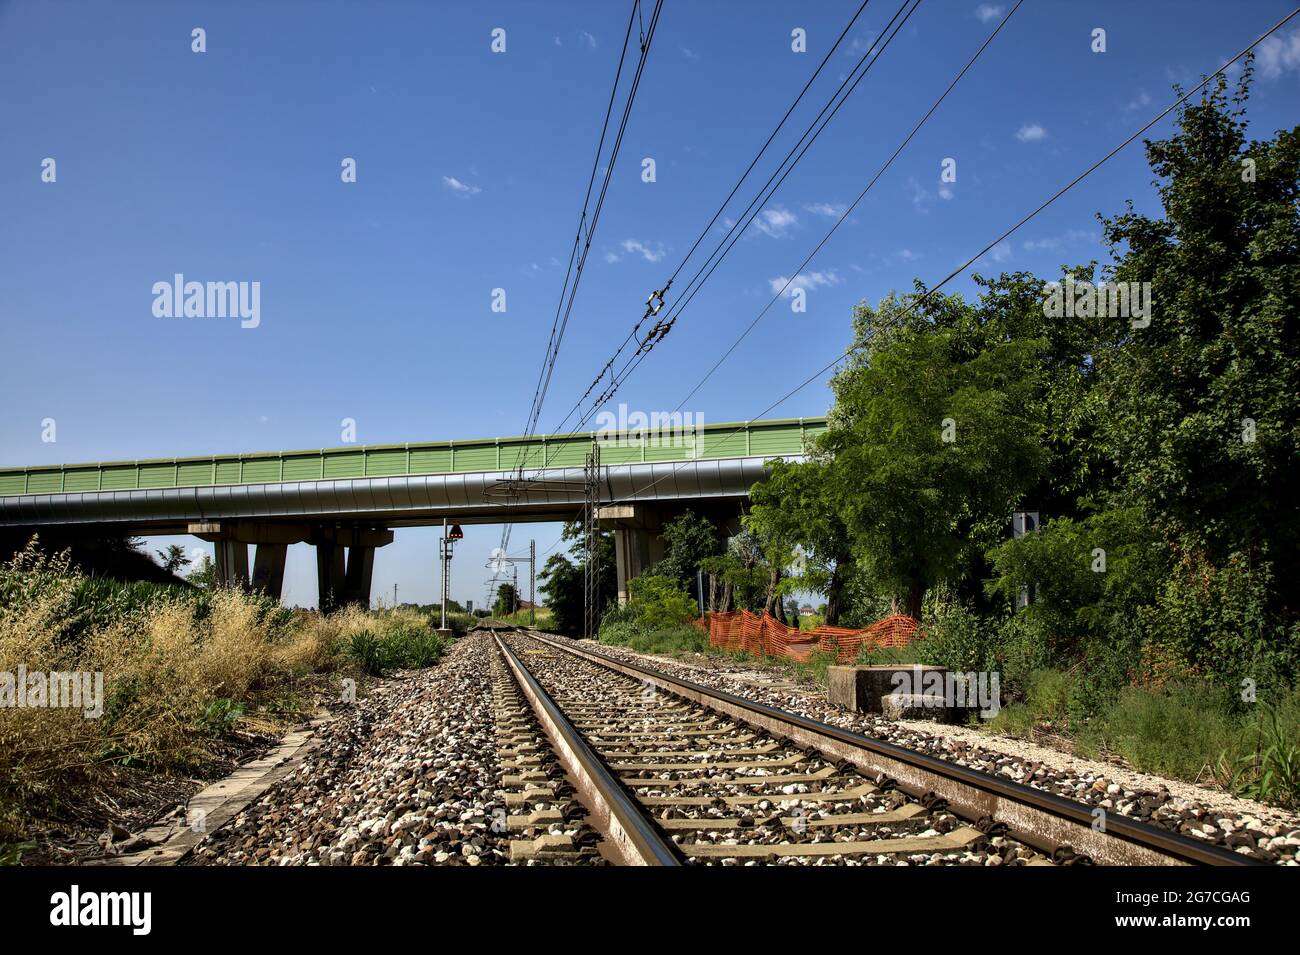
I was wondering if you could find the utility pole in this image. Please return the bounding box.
[393,583,398,608]
[530,538,536,627]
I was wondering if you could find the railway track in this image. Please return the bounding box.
[490,628,1261,867]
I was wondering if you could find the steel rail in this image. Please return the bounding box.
[521,631,1260,867]
[492,634,684,866]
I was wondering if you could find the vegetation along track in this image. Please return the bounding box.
[492,629,1260,867]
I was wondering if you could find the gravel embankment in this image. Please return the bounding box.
[193,634,508,866]
[551,635,1300,865]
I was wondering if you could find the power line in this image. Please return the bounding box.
[671,0,1025,412]
[532,0,921,471]
[554,0,918,438]
[621,4,1300,504]
[499,0,663,557]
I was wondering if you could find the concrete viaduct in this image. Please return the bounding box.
[0,418,824,609]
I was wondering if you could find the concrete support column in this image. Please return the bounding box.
[343,545,376,609]
[316,543,346,613]
[213,539,249,588]
[600,505,665,605]
[251,543,288,599]
[613,527,642,606]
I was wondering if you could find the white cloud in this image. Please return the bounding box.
[1256,29,1300,80]
[907,176,932,213]
[579,30,598,49]
[898,248,916,261]
[554,36,562,47]
[442,175,481,196]
[937,183,955,201]
[803,201,847,218]
[619,238,665,263]
[768,270,842,297]
[1022,228,1096,252]
[1015,123,1047,143]
[681,46,700,61]
[974,4,1004,23]
[1123,90,1152,113]
[990,241,1012,263]
[604,251,621,264]
[749,206,798,238]
[846,32,876,56]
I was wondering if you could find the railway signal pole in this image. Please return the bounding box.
[439,518,463,635]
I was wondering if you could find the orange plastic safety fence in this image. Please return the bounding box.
[697,610,921,664]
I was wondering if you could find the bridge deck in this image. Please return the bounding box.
[0,418,825,498]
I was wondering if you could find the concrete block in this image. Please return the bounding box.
[880,692,955,723]
[827,665,953,717]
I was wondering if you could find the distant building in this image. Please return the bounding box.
[799,605,815,617]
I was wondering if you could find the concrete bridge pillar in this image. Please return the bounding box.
[313,526,393,612]
[316,543,346,613]
[251,543,288,596]
[343,545,376,608]
[598,505,665,605]
[191,521,391,609]
[213,539,249,588]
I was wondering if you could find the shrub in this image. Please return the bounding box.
[0,547,450,842]
[624,575,699,631]
[601,623,707,655]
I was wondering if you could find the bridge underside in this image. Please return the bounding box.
[0,457,789,609]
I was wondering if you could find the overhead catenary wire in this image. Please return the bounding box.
[619,4,1300,505]
[553,0,916,437]
[671,0,1025,412]
[540,0,922,463]
[499,0,663,558]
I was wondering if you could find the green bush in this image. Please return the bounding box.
[601,623,707,655]
[1140,551,1300,694]
[624,575,699,630]
[1229,696,1300,810]
[346,632,384,676]
[344,626,446,675]
[196,697,246,736]
[916,606,1000,673]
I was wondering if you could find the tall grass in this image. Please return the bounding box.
[0,542,448,844]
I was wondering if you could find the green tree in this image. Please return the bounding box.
[748,457,856,623]
[1097,70,1299,586]
[156,544,191,575]
[493,583,518,616]
[1088,68,1300,683]
[651,510,722,589]
[700,531,768,613]
[822,297,1048,617]
[188,554,218,589]
[536,521,616,635]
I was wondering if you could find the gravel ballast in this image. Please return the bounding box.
[193,634,509,866]
[556,635,1300,865]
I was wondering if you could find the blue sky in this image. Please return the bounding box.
[2,0,1297,608]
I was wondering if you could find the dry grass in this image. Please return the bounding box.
[0,543,424,846]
